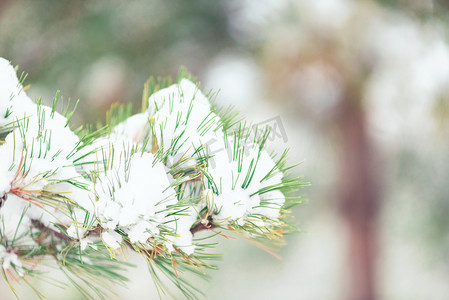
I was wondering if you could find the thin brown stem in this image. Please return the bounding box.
[31,219,72,242]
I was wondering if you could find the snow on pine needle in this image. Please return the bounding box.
[148,78,223,167]
[0,58,304,300]
[94,148,197,256]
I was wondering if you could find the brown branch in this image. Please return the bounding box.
[120,219,217,260]
[31,219,73,242]
[84,225,101,238]
[31,219,102,245]
[190,221,216,235]
[29,214,218,261]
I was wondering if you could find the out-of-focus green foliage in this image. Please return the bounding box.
[0,0,234,122]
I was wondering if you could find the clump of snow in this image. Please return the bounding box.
[0,98,92,231]
[0,197,35,247]
[165,205,198,255]
[111,112,150,145]
[204,136,285,226]
[0,245,24,277]
[74,112,150,176]
[95,151,196,252]
[102,230,123,250]
[148,79,211,114]
[0,58,35,127]
[148,79,222,167]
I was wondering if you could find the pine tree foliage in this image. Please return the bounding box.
[0,57,305,299]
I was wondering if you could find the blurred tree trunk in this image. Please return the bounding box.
[336,97,380,300]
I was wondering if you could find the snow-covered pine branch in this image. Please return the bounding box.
[0,57,304,299]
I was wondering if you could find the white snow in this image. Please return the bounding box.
[0,245,24,277]
[204,135,285,226]
[95,151,195,251]
[148,79,222,167]
[0,57,35,127]
[102,230,123,250]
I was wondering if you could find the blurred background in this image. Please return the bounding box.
[1,0,449,299]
